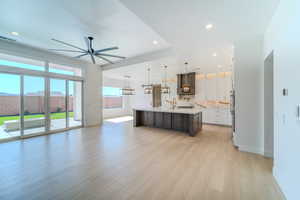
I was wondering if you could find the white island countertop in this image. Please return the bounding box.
[133,106,202,115]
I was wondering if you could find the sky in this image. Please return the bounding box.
[0,59,76,95]
[103,87,122,96]
[0,74,74,95]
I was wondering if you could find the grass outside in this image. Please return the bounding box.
[0,112,74,126]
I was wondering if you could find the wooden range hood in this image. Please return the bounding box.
[177,72,196,96]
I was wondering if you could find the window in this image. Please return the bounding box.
[49,63,82,76]
[0,53,84,140]
[0,53,45,71]
[103,87,123,109]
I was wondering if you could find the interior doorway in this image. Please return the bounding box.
[264,51,274,158]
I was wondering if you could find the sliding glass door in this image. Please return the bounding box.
[0,73,21,139]
[0,66,83,141]
[23,76,46,135]
[68,80,82,128]
[50,78,67,131]
[49,79,83,131]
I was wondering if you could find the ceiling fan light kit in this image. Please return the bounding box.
[49,36,126,64]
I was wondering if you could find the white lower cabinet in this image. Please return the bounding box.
[202,107,232,126]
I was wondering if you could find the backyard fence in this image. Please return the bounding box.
[0,96,74,116]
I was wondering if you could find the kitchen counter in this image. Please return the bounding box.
[133,106,202,136]
[133,106,202,115]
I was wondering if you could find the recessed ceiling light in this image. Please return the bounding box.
[205,24,213,30]
[10,32,19,36]
[212,53,217,57]
[153,40,158,45]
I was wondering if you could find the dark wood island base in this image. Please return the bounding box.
[133,109,202,136]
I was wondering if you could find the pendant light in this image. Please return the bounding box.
[184,62,189,73]
[161,65,170,94]
[182,62,191,93]
[121,75,135,95]
[142,67,153,94]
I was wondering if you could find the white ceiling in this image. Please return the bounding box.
[0,0,169,65]
[0,0,279,81]
[105,0,280,82]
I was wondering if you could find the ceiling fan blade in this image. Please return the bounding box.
[51,38,86,52]
[48,49,85,53]
[74,53,88,58]
[90,54,96,64]
[95,55,113,64]
[95,53,126,59]
[84,37,91,52]
[94,47,119,54]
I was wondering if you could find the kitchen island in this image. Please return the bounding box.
[133,107,202,136]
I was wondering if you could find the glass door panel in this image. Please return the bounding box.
[23,76,46,135]
[68,81,82,127]
[50,79,66,130]
[0,73,21,139]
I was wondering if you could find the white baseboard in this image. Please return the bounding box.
[84,123,102,128]
[237,144,264,155]
[273,166,287,200]
[203,122,232,127]
[264,151,273,158]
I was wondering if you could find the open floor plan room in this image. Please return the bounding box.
[0,0,299,199]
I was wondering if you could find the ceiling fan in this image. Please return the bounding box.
[49,37,126,64]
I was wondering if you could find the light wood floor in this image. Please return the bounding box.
[0,121,283,200]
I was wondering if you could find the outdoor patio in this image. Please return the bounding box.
[0,118,81,140]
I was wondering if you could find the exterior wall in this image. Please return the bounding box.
[0,96,20,116]
[103,96,123,109]
[0,96,74,116]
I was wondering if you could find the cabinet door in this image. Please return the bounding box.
[172,113,184,131]
[189,73,196,95]
[177,74,182,94]
[206,79,217,101]
[143,111,154,126]
[163,113,172,129]
[154,112,163,128]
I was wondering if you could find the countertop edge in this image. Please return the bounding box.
[133,108,202,115]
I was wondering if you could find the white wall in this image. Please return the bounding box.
[102,76,131,119]
[264,52,274,158]
[0,40,103,127]
[84,64,103,126]
[234,35,264,154]
[264,1,300,199]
